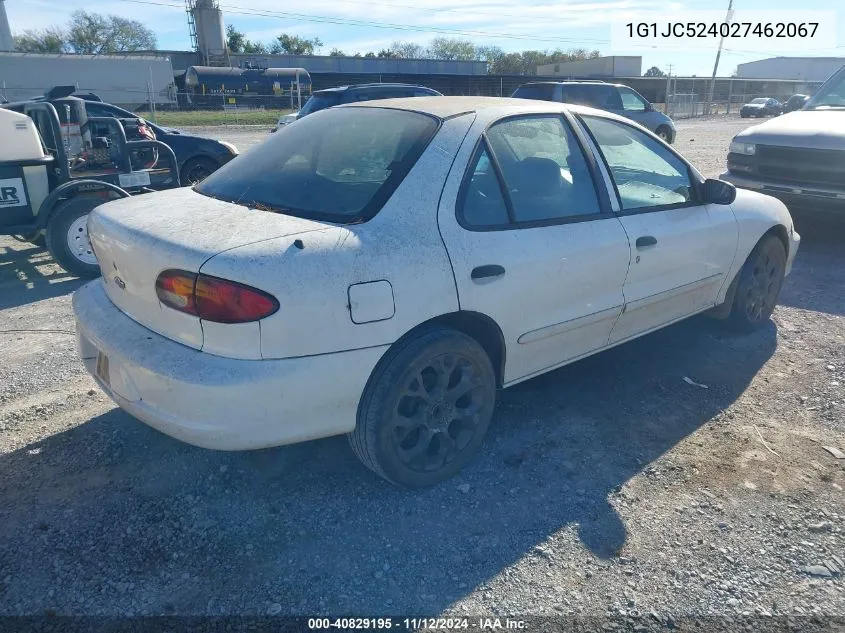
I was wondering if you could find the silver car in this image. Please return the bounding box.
[512,81,676,144]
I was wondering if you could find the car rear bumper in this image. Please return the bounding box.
[72,280,387,450]
[721,171,845,211]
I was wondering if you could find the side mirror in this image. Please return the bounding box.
[644,102,654,111]
[704,178,736,205]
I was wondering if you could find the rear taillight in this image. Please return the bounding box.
[155,269,279,324]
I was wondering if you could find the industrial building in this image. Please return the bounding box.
[0,53,176,109]
[737,57,845,82]
[536,56,642,78]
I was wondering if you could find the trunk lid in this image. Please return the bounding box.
[88,187,331,353]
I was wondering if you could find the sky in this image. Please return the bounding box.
[6,0,844,76]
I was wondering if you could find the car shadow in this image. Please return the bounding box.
[0,316,775,615]
[0,241,83,310]
[777,208,845,317]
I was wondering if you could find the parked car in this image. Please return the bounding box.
[740,98,782,118]
[722,65,845,211]
[74,96,799,487]
[79,101,239,184]
[293,83,442,122]
[782,94,809,113]
[270,111,298,133]
[512,81,676,143]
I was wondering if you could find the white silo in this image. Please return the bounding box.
[0,0,14,52]
[191,0,229,66]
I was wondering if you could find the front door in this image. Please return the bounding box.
[437,113,632,385]
[577,114,737,344]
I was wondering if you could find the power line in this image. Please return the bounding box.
[118,0,845,57]
[120,0,613,45]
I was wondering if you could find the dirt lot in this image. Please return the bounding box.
[0,116,843,625]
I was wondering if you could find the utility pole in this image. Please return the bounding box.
[706,0,734,115]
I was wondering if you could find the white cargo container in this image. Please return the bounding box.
[0,53,176,110]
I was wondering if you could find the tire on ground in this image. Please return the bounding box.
[727,234,786,333]
[180,156,218,186]
[45,197,102,278]
[349,325,497,488]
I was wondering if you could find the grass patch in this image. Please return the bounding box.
[137,109,291,127]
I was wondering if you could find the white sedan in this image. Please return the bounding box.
[73,97,800,487]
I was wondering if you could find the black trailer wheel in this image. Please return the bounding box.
[45,197,102,278]
[180,157,218,186]
[349,326,497,488]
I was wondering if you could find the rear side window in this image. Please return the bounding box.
[196,107,439,223]
[512,85,558,101]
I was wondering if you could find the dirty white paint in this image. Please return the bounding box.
[74,97,799,451]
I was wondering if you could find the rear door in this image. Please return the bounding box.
[437,112,632,384]
[578,114,737,344]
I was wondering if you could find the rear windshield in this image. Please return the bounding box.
[297,92,343,117]
[195,107,439,223]
[512,85,557,101]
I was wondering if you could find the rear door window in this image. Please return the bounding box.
[459,115,602,227]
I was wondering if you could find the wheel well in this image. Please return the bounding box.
[423,311,506,387]
[764,224,789,256]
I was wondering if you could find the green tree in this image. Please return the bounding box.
[271,34,323,55]
[226,25,246,53]
[377,49,397,58]
[644,66,665,77]
[426,37,476,61]
[329,48,345,56]
[13,27,67,53]
[389,40,425,59]
[65,10,156,54]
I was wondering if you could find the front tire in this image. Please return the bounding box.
[45,197,102,278]
[349,326,497,488]
[728,235,786,332]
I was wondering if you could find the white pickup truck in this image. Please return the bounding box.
[721,65,845,211]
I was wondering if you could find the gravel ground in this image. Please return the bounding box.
[0,116,843,626]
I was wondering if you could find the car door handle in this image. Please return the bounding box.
[471,265,506,280]
[636,235,658,249]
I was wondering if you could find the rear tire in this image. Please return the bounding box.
[45,197,102,278]
[349,326,497,488]
[727,235,786,332]
[180,157,218,186]
[655,126,672,143]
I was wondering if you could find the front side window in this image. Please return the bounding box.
[460,115,601,225]
[582,115,694,211]
[592,86,623,110]
[196,107,438,223]
[619,87,647,112]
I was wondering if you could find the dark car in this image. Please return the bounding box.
[292,83,442,122]
[511,81,676,143]
[783,94,809,113]
[740,98,782,118]
[82,102,239,184]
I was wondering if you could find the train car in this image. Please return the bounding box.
[183,66,312,109]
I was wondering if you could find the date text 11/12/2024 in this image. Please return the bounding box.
[307,618,527,630]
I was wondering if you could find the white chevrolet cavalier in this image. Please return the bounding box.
[73,97,800,487]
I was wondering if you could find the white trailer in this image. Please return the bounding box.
[0,53,176,110]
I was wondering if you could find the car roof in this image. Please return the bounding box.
[316,83,436,94]
[339,95,609,119]
[518,81,616,87]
